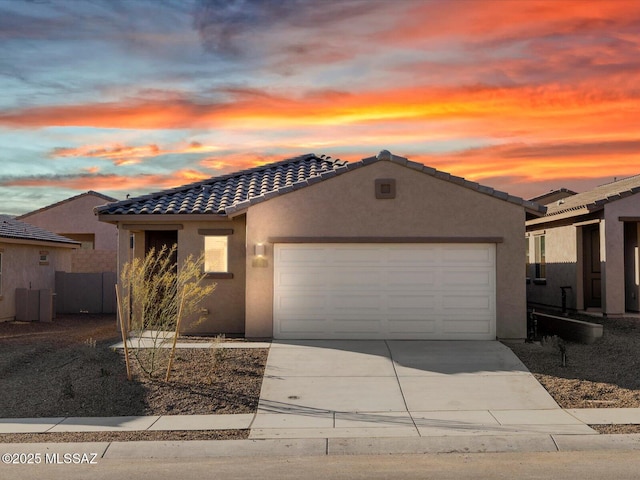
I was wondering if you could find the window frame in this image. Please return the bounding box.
[534,234,546,284]
[199,229,234,280]
[525,236,531,283]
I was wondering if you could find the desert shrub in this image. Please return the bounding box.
[118,244,216,378]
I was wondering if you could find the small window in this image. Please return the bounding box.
[39,251,49,266]
[204,236,228,273]
[534,235,546,280]
[62,233,95,250]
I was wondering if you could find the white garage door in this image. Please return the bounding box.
[273,243,496,340]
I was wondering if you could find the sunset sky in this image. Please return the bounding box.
[1,0,639,215]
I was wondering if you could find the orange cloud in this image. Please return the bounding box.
[3,82,638,134]
[383,0,638,45]
[408,140,640,184]
[0,169,212,192]
[199,152,282,172]
[52,144,161,165]
[50,142,221,165]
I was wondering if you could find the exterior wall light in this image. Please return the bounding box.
[254,243,266,257]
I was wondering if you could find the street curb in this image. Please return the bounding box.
[2,434,640,459]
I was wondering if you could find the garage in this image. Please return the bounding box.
[273,243,496,340]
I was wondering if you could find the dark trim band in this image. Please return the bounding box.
[268,236,504,244]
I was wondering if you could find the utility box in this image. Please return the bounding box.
[39,289,53,322]
[15,288,55,322]
[15,288,40,321]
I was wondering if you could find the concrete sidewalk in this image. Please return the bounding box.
[1,432,640,459]
[3,339,639,457]
[2,409,640,435]
[1,410,640,458]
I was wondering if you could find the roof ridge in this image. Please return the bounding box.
[106,153,340,211]
[0,215,80,245]
[97,150,544,217]
[596,172,640,188]
[17,190,118,219]
[341,150,546,215]
[543,172,640,217]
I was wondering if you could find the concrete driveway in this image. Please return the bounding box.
[250,341,596,438]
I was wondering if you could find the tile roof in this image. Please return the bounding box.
[16,191,118,220]
[96,154,347,216]
[96,151,545,217]
[529,188,578,204]
[0,215,80,245]
[544,174,640,217]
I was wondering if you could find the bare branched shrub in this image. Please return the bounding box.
[118,244,216,378]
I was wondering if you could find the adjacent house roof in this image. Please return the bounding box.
[0,215,80,246]
[544,174,640,218]
[529,188,578,205]
[96,151,546,218]
[16,191,118,220]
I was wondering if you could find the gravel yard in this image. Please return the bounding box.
[1,312,639,442]
[0,314,267,442]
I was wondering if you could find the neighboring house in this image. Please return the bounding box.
[0,215,78,322]
[529,188,578,206]
[17,191,118,273]
[97,151,545,340]
[526,175,640,316]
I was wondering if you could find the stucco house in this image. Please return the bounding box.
[526,174,640,316]
[97,151,545,340]
[17,191,118,273]
[0,215,78,322]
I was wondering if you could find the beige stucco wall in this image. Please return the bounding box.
[20,193,118,273]
[0,241,73,321]
[526,224,580,310]
[604,195,640,316]
[114,216,246,334]
[245,160,527,339]
[20,193,118,251]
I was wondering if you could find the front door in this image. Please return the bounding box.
[583,225,602,309]
[145,230,178,262]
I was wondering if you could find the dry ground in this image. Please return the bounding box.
[1,312,639,442]
[508,314,640,434]
[0,314,267,442]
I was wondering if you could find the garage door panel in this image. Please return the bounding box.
[277,271,328,288]
[388,294,438,311]
[387,319,438,334]
[442,271,493,288]
[387,249,439,264]
[331,270,383,288]
[442,246,493,264]
[442,294,492,310]
[332,318,382,334]
[277,294,327,313]
[333,248,384,264]
[441,319,493,334]
[387,270,436,287]
[278,317,328,335]
[332,294,381,311]
[273,243,496,340]
[278,247,327,264]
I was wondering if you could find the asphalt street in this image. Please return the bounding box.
[3,451,640,480]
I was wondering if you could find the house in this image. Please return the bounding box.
[526,175,640,316]
[17,191,118,273]
[97,151,545,340]
[529,188,578,206]
[0,215,78,322]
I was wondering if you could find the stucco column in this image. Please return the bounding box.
[603,217,625,316]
